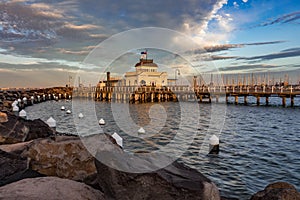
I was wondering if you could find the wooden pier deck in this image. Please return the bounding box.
[194,86,300,106]
[73,85,300,107]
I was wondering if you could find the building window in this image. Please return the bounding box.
[140,80,146,86]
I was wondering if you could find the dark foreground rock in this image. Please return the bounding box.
[90,134,220,200]
[251,182,300,200]
[21,136,97,182]
[0,112,55,144]
[0,177,105,200]
[0,149,27,182]
[0,149,43,186]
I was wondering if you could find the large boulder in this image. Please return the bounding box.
[0,149,43,186]
[91,134,220,200]
[251,182,300,200]
[0,177,105,200]
[21,136,97,182]
[0,112,55,144]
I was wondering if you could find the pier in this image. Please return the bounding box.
[71,54,300,107]
[71,84,300,107]
[2,81,298,109]
[95,86,182,103]
[194,85,300,107]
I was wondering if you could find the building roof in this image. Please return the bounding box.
[135,59,158,68]
[125,71,167,77]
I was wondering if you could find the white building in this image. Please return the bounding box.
[124,56,168,87]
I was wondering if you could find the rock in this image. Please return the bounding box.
[21,136,97,182]
[0,140,33,154]
[2,101,12,109]
[0,112,55,144]
[24,117,55,141]
[221,197,239,200]
[0,149,27,182]
[92,134,220,200]
[251,182,300,200]
[0,111,8,123]
[0,177,105,200]
[0,149,43,186]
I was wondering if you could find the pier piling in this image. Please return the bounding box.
[244,96,248,105]
[234,96,238,105]
[282,97,286,107]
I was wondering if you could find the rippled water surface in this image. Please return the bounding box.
[25,98,300,199]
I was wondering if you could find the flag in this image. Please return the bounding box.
[140,51,147,59]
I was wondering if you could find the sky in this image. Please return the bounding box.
[0,0,300,87]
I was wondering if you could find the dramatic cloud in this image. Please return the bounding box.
[238,48,300,61]
[63,23,100,31]
[191,54,237,62]
[1,0,299,87]
[58,48,90,56]
[29,3,65,19]
[0,50,99,71]
[219,64,282,72]
[210,55,237,60]
[260,11,300,27]
[243,41,285,46]
[204,44,242,52]
[0,1,104,43]
[0,0,230,58]
[186,40,285,54]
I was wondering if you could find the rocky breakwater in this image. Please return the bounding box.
[0,111,55,144]
[0,111,55,186]
[21,136,97,182]
[0,111,104,199]
[251,182,300,200]
[0,111,222,199]
[0,111,97,184]
[0,86,73,111]
[11,132,222,200]
[84,134,221,200]
[0,177,105,200]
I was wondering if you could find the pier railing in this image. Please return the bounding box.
[194,85,300,106]
[194,85,300,94]
[72,85,300,106]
